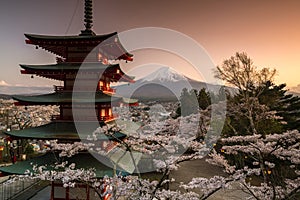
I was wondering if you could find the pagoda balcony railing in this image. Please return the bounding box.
[99,115,116,122]
[52,86,116,93]
[53,85,64,92]
[51,115,117,122]
[51,115,64,121]
[99,87,116,94]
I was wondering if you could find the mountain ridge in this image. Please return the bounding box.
[1,67,299,100]
[115,67,221,101]
[0,85,52,96]
[139,67,192,83]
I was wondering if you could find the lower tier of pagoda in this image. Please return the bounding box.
[12,91,138,106]
[12,91,138,123]
[53,85,116,94]
[13,91,122,105]
[0,152,129,178]
[3,121,126,141]
[50,114,116,123]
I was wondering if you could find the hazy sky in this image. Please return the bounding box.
[0,0,299,91]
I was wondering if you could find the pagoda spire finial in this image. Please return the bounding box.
[80,0,96,36]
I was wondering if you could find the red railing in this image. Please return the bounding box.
[54,85,64,92]
[99,115,116,122]
[51,115,117,122]
[99,87,116,94]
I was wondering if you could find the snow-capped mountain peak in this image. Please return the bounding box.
[140,67,187,82]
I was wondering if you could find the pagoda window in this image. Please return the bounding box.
[108,108,112,116]
[97,52,102,62]
[99,81,104,90]
[116,69,120,74]
[100,109,106,117]
[106,82,110,89]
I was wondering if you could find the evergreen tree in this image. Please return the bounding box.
[197,88,211,110]
[177,88,199,117]
[258,81,300,131]
[175,88,212,117]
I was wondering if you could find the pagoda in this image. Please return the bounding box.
[0,0,138,199]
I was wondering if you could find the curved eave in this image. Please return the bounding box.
[118,74,135,83]
[12,92,122,105]
[109,94,138,106]
[106,66,135,83]
[2,122,126,141]
[20,62,116,71]
[122,97,139,106]
[24,32,117,41]
[24,33,133,61]
[118,53,133,61]
[0,152,128,178]
[19,63,135,82]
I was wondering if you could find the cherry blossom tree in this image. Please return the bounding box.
[214,130,300,200]
[211,52,300,199]
[6,53,300,200]
[8,101,227,200]
[0,99,59,130]
[7,97,298,200]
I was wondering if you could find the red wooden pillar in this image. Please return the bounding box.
[86,184,90,200]
[50,181,54,200]
[66,187,70,200]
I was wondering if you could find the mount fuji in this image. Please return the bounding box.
[140,67,189,83]
[115,67,219,101]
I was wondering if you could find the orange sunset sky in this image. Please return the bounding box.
[0,0,299,92]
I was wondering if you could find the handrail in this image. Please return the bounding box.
[0,177,42,200]
[51,115,117,122]
[53,85,64,92]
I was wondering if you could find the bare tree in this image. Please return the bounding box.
[214,52,277,97]
[214,52,277,135]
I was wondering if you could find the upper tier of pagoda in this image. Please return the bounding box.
[20,63,135,83]
[25,32,133,62]
[24,0,133,63]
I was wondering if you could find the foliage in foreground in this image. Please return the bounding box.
[6,52,300,199]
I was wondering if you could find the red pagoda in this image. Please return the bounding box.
[0,0,138,199]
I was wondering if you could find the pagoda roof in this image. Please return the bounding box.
[20,63,135,82]
[20,62,116,71]
[24,32,133,61]
[25,32,118,41]
[3,121,126,141]
[0,152,128,178]
[12,91,121,105]
[122,97,139,105]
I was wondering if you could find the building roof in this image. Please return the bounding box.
[122,97,139,105]
[107,147,142,174]
[3,121,126,141]
[12,91,121,105]
[0,152,128,178]
[24,33,133,61]
[20,63,135,82]
[20,62,116,71]
[25,32,117,42]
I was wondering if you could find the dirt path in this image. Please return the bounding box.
[170,158,251,200]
